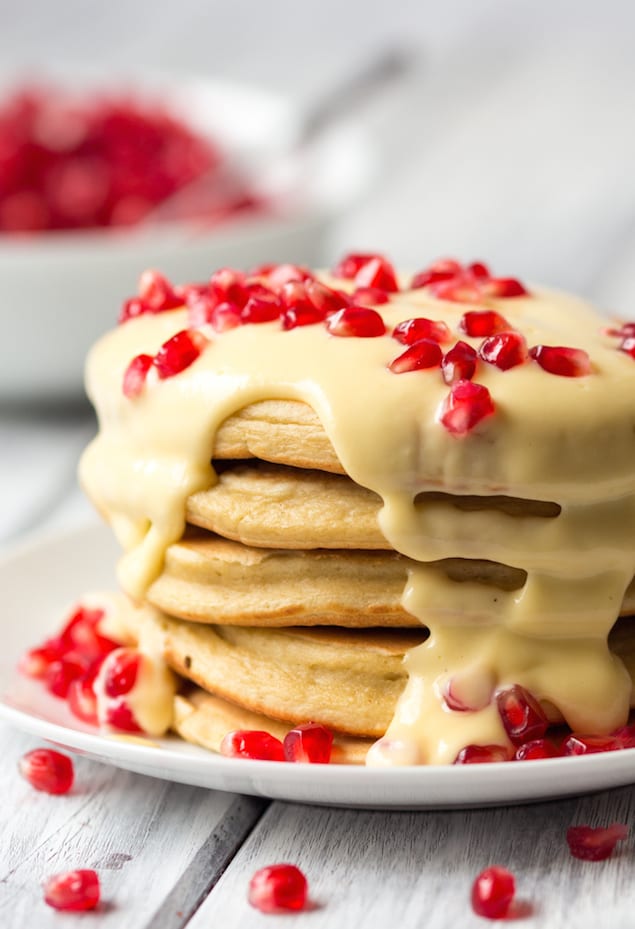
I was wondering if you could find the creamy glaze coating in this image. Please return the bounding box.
[80,280,635,764]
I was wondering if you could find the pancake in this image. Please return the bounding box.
[187,460,562,550]
[79,256,635,764]
[154,611,635,740]
[172,690,372,764]
[212,399,345,474]
[147,527,635,627]
[146,528,534,627]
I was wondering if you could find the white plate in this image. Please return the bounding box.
[1,523,634,809]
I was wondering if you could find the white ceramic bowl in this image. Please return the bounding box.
[0,71,373,402]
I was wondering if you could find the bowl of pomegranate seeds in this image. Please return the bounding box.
[0,72,372,401]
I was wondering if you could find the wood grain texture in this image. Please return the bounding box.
[188,789,635,929]
[0,723,265,928]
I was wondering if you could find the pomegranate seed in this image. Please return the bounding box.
[478,331,528,370]
[459,310,511,337]
[611,724,635,748]
[210,302,242,332]
[392,317,452,345]
[326,305,386,338]
[562,733,622,755]
[514,739,559,761]
[118,297,152,325]
[177,282,209,305]
[439,380,494,435]
[138,269,181,311]
[209,268,249,308]
[620,336,635,359]
[332,252,381,279]
[248,864,308,913]
[354,256,399,293]
[123,353,154,398]
[19,748,74,794]
[281,304,326,329]
[442,341,478,384]
[249,262,277,277]
[265,263,312,288]
[280,281,326,329]
[241,294,282,324]
[352,286,390,306]
[389,338,442,373]
[44,870,100,912]
[101,648,141,697]
[283,723,333,763]
[19,638,66,679]
[220,730,286,761]
[496,685,548,746]
[186,294,216,328]
[530,344,591,377]
[430,276,483,304]
[482,277,529,298]
[305,279,349,315]
[154,329,208,378]
[45,655,87,698]
[566,824,629,861]
[471,866,515,919]
[68,668,100,725]
[467,261,491,280]
[104,701,143,733]
[454,745,511,764]
[443,669,495,712]
[410,258,463,289]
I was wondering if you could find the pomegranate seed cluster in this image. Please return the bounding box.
[117,254,607,436]
[0,86,237,233]
[18,603,154,734]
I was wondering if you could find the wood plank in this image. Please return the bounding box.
[0,724,267,928]
[188,786,635,929]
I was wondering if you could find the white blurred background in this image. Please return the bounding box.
[2,0,635,305]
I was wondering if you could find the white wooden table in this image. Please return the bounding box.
[2,2,635,925]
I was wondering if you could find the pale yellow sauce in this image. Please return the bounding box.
[79,280,635,764]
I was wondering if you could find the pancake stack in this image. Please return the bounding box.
[80,255,635,764]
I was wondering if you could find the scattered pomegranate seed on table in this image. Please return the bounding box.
[19,748,74,794]
[471,866,516,919]
[248,864,308,913]
[566,824,629,861]
[43,869,100,912]
[283,723,333,763]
